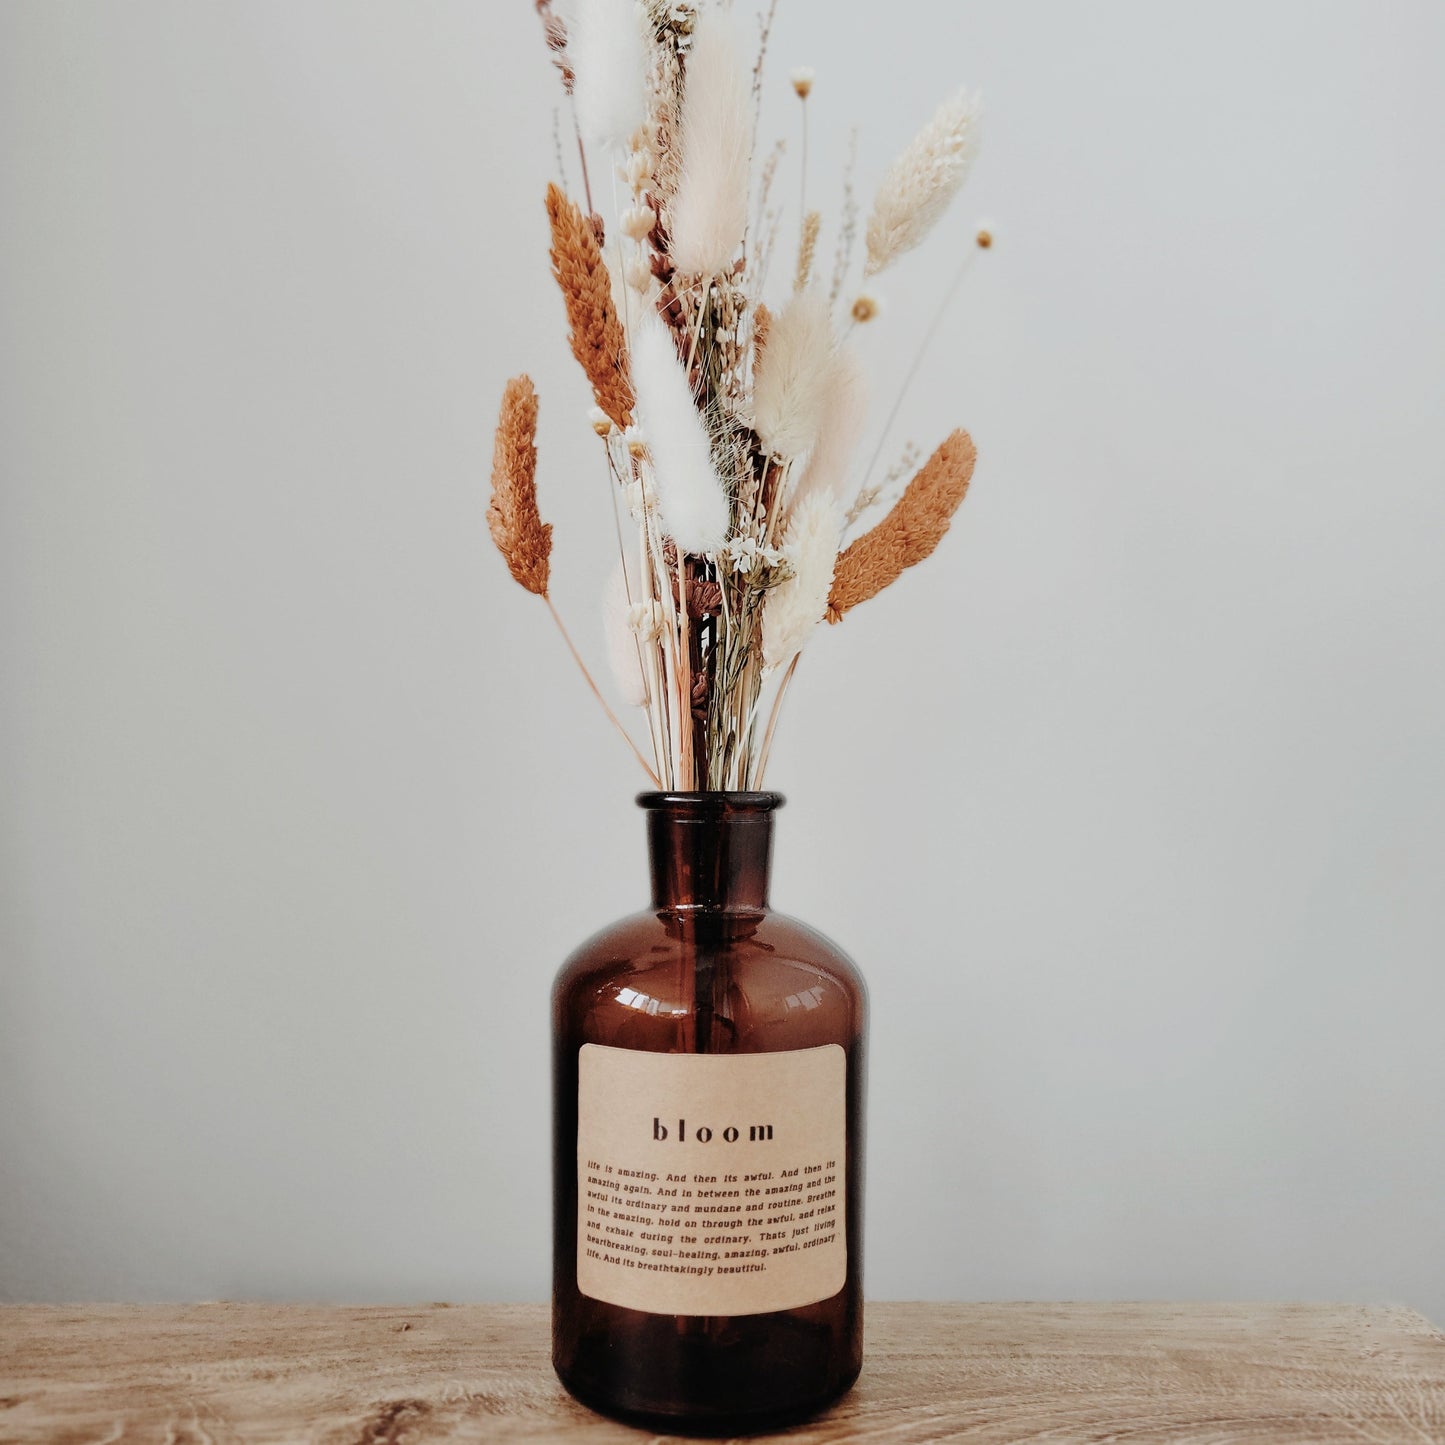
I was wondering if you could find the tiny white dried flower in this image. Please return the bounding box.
[625,149,654,191]
[790,67,815,100]
[621,204,658,241]
[721,536,759,573]
[589,406,613,437]
[627,600,667,640]
[625,256,653,292]
[721,535,787,574]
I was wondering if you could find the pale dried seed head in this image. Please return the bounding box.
[621,205,658,241]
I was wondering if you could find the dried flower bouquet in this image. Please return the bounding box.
[489,0,988,790]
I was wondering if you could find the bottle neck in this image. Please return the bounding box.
[642,793,783,913]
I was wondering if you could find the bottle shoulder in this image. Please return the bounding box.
[553,907,866,1052]
[554,907,865,989]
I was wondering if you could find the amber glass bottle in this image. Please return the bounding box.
[552,792,867,1433]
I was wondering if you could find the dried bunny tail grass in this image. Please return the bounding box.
[763,492,842,671]
[487,375,551,597]
[864,89,982,278]
[669,9,755,277]
[790,344,868,511]
[546,182,634,428]
[603,561,650,707]
[752,291,835,460]
[826,428,976,622]
[794,210,821,293]
[632,316,731,554]
[571,0,650,152]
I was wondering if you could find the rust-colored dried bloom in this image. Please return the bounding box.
[826,428,976,622]
[753,302,773,364]
[688,580,724,619]
[545,182,635,428]
[850,293,880,324]
[690,671,711,723]
[487,375,551,598]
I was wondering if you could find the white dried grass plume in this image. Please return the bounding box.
[752,292,835,460]
[790,344,868,511]
[668,10,754,277]
[632,317,731,554]
[865,89,983,277]
[763,493,843,671]
[603,562,650,706]
[571,0,651,152]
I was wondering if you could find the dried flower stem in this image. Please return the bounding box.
[532,1,596,212]
[546,596,661,785]
[675,548,694,786]
[799,90,810,224]
[573,117,596,216]
[752,650,800,787]
[857,242,980,493]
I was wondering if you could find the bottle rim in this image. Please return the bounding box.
[636,791,784,814]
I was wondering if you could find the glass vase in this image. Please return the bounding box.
[551,791,867,1433]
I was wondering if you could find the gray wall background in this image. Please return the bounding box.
[2,2,1442,1319]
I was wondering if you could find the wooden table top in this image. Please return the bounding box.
[1,1302,1443,1442]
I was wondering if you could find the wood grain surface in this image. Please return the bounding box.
[2,1302,1443,1443]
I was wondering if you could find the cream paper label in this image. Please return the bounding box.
[576,1042,847,1316]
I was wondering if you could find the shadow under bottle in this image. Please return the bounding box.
[551,792,867,1435]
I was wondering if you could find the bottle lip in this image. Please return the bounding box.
[637,791,785,815]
